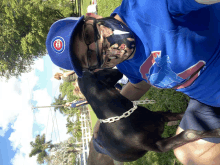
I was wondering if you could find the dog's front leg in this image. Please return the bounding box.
[159,111,185,126]
[158,111,184,122]
[155,128,220,152]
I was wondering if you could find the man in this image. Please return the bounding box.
[54,70,77,82]
[46,0,220,164]
[64,99,88,108]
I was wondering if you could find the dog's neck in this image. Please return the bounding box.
[78,70,133,121]
[87,86,133,120]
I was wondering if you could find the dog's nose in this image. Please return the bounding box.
[82,70,94,77]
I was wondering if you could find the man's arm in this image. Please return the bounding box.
[120,80,151,101]
[195,0,220,4]
[64,102,72,107]
[63,71,75,77]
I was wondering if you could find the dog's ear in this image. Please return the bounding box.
[78,71,96,94]
[94,69,123,87]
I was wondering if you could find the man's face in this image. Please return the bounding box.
[72,15,136,72]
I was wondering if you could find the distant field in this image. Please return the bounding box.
[80,0,122,16]
[88,104,98,132]
[97,0,122,17]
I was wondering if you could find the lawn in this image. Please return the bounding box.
[88,104,98,132]
[79,0,188,164]
[80,0,122,16]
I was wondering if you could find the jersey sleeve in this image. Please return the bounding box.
[167,0,208,16]
[125,74,142,84]
[110,6,121,17]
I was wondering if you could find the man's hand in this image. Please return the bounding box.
[64,102,72,107]
[120,80,151,101]
[63,71,75,77]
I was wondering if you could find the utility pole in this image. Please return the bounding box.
[32,100,88,110]
[32,105,64,109]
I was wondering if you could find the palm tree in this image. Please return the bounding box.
[29,134,55,164]
[66,116,82,137]
[47,138,82,165]
[52,94,68,114]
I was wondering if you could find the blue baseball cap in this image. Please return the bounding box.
[46,16,84,77]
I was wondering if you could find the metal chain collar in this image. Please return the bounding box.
[99,99,156,123]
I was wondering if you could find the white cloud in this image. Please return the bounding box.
[9,104,34,151]
[10,151,37,165]
[0,66,39,165]
[32,88,71,143]
[0,58,71,165]
[0,129,5,136]
[0,71,38,136]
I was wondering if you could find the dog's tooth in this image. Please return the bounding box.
[108,56,116,59]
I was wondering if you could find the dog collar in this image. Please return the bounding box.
[99,99,156,123]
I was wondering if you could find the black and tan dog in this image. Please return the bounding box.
[78,69,220,162]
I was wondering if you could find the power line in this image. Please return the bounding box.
[54,111,61,142]
[51,82,62,144]
[32,105,64,109]
[45,109,50,140]
[50,108,57,142]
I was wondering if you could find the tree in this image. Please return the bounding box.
[59,81,78,101]
[72,81,85,99]
[29,134,55,164]
[51,94,69,114]
[0,0,74,80]
[30,135,82,164]
[66,115,82,138]
[46,137,82,165]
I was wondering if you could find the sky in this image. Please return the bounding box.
[0,55,71,165]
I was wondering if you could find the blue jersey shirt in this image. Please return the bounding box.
[110,0,220,107]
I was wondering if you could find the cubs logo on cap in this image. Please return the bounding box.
[51,36,65,53]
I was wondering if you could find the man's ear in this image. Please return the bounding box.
[86,13,103,19]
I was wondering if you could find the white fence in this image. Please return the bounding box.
[78,105,92,165]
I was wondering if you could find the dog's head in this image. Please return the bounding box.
[78,69,123,95]
[94,69,123,86]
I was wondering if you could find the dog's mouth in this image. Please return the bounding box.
[101,45,126,68]
[106,53,119,62]
[102,52,120,68]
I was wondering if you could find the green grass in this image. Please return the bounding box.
[88,104,98,132]
[80,0,122,16]
[79,0,188,164]
[81,0,92,16]
[97,0,122,17]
